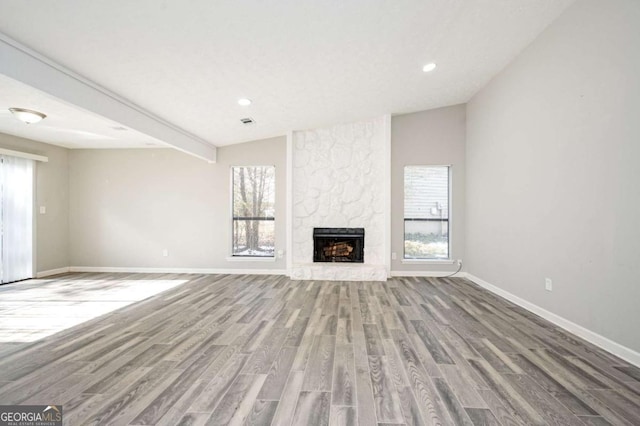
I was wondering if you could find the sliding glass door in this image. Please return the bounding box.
[0,155,34,284]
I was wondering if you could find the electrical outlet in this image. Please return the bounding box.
[162,249,169,257]
[391,252,397,260]
[457,259,463,267]
[545,278,553,291]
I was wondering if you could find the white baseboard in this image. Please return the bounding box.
[36,267,71,278]
[465,273,640,368]
[68,266,288,275]
[391,270,462,277]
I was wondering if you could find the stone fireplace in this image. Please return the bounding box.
[289,116,390,281]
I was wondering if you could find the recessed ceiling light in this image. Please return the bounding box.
[8,107,47,124]
[422,63,437,73]
[238,98,252,106]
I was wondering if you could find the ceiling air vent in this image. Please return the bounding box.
[240,117,255,125]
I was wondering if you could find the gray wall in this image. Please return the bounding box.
[466,0,640,351]
[0,132,69,273]
[391,105,466,273]
[69,136,286,270]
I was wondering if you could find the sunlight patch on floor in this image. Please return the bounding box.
[0,277,188,342]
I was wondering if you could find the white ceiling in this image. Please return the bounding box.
[0,0,574,149]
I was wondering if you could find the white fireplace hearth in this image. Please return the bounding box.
[290,263,388,281]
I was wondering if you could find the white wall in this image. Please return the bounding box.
[69,136,286,271]
[466,0,640,352]
[391,105,466,274]
[0,132,69,274]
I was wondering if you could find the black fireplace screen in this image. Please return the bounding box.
[313,228,364,263]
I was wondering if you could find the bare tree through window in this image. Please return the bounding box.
[232,166,275,256]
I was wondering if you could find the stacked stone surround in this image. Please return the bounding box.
[290,117,387,281]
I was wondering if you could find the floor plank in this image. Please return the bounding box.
[302,335,336,391]
[329,405,357,426]
[332,344,356,406]
[292,391,331,426]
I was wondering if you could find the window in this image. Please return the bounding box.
[404,166,450,259]
[231,166,275,257]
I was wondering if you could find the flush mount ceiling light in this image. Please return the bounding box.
[9,107,47,124]
[237,98,252,106]
[422,62,437,73]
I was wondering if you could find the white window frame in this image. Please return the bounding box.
[402,165,453,263]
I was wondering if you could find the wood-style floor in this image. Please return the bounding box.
[0,273,639,425]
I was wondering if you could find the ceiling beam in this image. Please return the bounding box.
[0,33,217,162]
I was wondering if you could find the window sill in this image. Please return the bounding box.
[401,258,454,265]
[226,256,276,262]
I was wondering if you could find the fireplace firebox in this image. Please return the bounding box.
[313,228,364,263]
